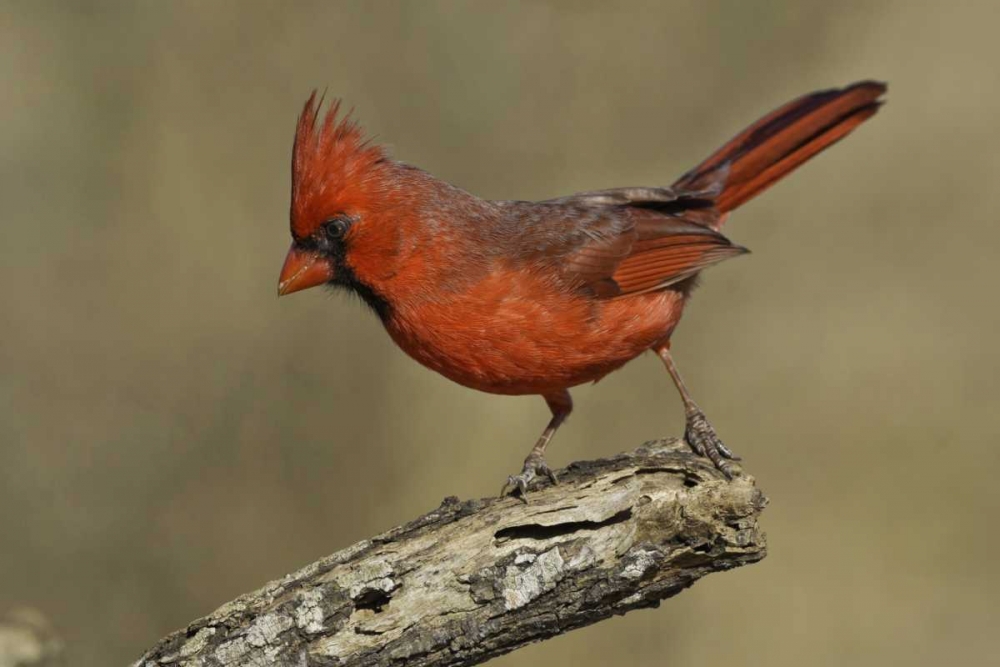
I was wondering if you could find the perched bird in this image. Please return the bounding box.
[278,81,887,494]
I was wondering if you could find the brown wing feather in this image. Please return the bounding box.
[506,202,637,296]
[551,214,635,290]
[537,206,745,298]
[611,234,747,295]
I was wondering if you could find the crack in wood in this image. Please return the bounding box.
[493,508,634,543]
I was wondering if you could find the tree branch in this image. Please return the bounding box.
[134,438,767,667]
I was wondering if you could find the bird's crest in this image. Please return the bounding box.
[290,92,388,240]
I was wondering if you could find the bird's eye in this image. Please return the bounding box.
[322,216,351,240]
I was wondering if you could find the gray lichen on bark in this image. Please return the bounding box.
[135,438,768,667]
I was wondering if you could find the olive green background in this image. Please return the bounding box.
[2,2,997,665]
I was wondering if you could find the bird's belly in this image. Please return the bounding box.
[385,285,685,395]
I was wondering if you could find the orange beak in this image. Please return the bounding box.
[277,244,334,296]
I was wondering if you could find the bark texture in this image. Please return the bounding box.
[135,438,767,667]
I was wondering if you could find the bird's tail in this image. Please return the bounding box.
[673,80,886,225]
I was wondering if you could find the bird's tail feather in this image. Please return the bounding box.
[673,80,887,223]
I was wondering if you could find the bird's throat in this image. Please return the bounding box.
[331,267,393,323]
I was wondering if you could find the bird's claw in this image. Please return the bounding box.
[499,454,558,499]
[684,409,741,479]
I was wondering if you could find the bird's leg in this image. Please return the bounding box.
[654,343,741,478]
[500,390,572,498]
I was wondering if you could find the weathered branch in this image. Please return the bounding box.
[135,438,767,667]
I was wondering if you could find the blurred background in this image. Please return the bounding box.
[2,1,997,665]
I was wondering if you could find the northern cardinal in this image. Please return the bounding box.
[278,81,886,494]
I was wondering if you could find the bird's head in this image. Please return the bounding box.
[277,93,407,312]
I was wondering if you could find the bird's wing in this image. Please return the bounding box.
[512,192,745,298]
[609,209,747,295]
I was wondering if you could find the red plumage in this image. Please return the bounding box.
[278,81,887,493]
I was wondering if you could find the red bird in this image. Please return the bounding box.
[278,81,886,494]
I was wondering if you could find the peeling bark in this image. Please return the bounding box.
[135,438,768,667]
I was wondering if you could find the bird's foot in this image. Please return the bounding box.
[499,453,558,500]
[684,409,741,479]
